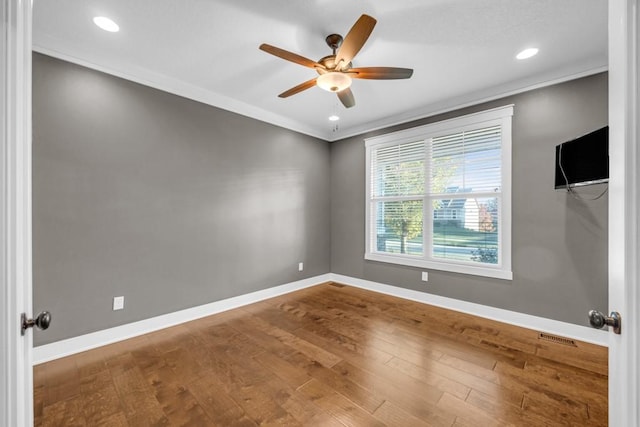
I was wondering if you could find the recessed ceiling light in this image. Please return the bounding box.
[516,48,539,60]
[93,16,120,33]
[328,115,340,122]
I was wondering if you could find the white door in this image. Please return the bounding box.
[607,1,640,426]
[0,1,637,426]
[1,0,33,426]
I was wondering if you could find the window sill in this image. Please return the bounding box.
[364,252,513,280]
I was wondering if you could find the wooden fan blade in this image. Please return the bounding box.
[347,67,414,79]
[337,87,355,108]
[260,44,325,70]
[335,14,377,70]
[278,78,318,98]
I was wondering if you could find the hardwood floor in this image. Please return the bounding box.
[34,283,608,426]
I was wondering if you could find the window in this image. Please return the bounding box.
[365,106,513,280]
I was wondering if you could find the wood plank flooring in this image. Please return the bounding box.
[34,282,608,426]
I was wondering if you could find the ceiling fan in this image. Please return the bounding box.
[259,14,413,108]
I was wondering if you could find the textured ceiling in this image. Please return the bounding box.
[32,0,608,141]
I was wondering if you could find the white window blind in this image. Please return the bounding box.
[365,106,513,280]
[429,125,502,264]
[371,140,425,256]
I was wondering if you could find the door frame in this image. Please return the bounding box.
[608,1,639,425]
[1,0,33,426]
[0,1,638,425]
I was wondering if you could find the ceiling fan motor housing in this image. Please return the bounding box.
[317,55,352,72]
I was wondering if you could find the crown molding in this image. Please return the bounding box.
[33,46,607,143]
[32,46,331,141]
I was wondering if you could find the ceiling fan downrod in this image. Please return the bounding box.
[325,34,343,54]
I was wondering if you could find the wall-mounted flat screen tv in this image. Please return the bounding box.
[554,126,609,189]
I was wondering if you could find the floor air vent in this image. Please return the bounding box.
[328,282,345,288]
[538,332,577,347]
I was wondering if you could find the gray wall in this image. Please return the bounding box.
[33,52,608,346]
[32,53,331,345]
[331,73,608,327]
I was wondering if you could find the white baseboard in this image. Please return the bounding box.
[33,272,607,364]
[32,274,332,365]
[329,273,608,347]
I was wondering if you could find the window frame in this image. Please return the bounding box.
[365,105,513,280]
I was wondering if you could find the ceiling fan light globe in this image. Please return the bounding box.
[317,72,352,93]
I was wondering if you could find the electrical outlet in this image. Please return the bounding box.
[298,262,304,272]
[113,296,125,311]
[421,271,428,282]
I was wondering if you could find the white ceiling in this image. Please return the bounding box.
[32,0,607,141]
